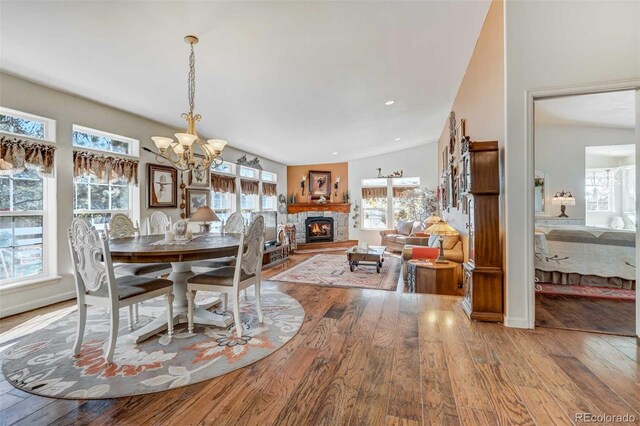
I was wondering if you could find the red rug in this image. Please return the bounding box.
[535,283,636,301]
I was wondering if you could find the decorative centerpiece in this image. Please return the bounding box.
[172,219,192,240]
[316,195,327,205]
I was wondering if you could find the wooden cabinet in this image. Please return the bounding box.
[459,140,503,322]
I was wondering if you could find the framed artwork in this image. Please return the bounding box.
[189,167,210,188]
[148,164,177,208]
[308,170,332,199]
[454,119,466,159]
[185,188,210,218]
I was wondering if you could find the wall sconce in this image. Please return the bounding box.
[301,174,306,196]
[334,177,340,196]
[552,190,575,218]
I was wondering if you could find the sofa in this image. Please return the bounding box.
[379,220,430,252]
[401,234,464,282]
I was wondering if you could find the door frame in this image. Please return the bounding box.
[524,79,640,337]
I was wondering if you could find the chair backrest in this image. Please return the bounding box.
[68,217,116,299]
[224,212,245,234]
[147,211,172,235]
[236,215,265,278]
[108,213,140,238]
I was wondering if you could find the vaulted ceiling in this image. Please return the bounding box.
[0,1,490,165]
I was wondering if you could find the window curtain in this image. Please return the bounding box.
[211,173,236,194]
[240,179,259,195]
[73,151,139,186]
[393,186,419,198]
[362,186,387,199]
[0,136,56,177]
[263,182,277,197]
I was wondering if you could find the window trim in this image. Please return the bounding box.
[72,124,140,158]
[0,106,57,143]
[360,176,421,230]
[585,168,615,213]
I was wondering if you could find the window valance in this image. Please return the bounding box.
[240,179,259,195]
[362,186,387,199]
[211,173,236,194]
[0,136,56,177]
[393,186,419,198]
[73,150,139,186]
[263,182,277,197]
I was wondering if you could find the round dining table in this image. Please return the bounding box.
[109,232,242,343]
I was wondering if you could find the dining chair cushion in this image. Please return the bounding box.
[88,276,173,300]
[187,266,255,287]
[114,262,171,276]
[192,257,236,269]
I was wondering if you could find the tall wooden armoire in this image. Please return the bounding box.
[459,140,503,322]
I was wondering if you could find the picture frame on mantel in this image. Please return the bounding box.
[308,170,332,199]
[148,163,178,208]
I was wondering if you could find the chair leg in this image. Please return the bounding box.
[165,293,174,337]
[73,303,87,355]
[232,292,243,338]
[186,290,195,334]
[127,305,134,331]
[222,293,228,312]
[134,303,140,324]
[242,289,247,301]
[255,280,263,324]
[104,305,119,363]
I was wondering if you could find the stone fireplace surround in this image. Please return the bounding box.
[287,211,349,243]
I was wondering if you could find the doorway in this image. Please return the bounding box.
[533,89,638,336]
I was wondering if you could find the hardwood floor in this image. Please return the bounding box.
[1,251,638,425]
[536,293,636,336]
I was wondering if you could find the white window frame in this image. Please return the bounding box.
[0,106,56,143]
[72,175,139,230]
[361,177,421,230]
[621,165,636,214]
[585,168,615,213]
[72,124,140,157]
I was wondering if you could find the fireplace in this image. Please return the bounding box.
[305,217,334,243]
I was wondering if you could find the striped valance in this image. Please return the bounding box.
[211,173,236,194]
[240,179,259,195]
[362,186,387,199]
[0,136,56,177]
[73,151,139,186]
[263,182,277,197]
[393,186,419,198]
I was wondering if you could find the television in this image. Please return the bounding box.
[251,211,278,246]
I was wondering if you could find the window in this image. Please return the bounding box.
[361,179,388,230]
[585,169,614,212]
[361,177,421,229]
[261,171,277,182]
[72,125,139,156]
[392,177,420,224]
[73,175,134,230]
[622,166,636,214]
[240,193,259,222]
[261,171,278,211]
[239,166,258,179]
[0,106,56,142]
[214,162,236,175]
[0,169,45,282]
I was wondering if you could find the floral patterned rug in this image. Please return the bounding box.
[270,254,400,291]
[1,290,304,399]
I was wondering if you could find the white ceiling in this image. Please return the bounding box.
[0,1,490,165]
[536,90,636,130]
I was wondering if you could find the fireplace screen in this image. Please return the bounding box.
[305,217,334,243]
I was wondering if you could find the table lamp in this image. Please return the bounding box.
[425,219,459,263]
[189,206,220,233]
[551,190,575,218]
[425,215,441,225]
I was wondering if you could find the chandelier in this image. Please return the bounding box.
[145,35,227,172]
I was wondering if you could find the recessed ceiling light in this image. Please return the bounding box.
[332,152,338,155]
[395,137,401,141]
[385,100,395,106]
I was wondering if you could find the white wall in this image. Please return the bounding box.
[535,124,635,222]
[504,0,640,328]
[348,142,439,245]
[0,72,287,317]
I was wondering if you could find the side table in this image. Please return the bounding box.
[406,260,461,295]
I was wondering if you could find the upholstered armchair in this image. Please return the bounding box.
[401,235,464,281]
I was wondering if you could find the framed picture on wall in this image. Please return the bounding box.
[148,164,178,208]
[188,167,210,188]
[185,188,210,218]
[308,170,332,199]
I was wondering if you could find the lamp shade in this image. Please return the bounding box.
[189,206,220,222]
[207,139,228,154]
[552,190,575,206]
[151,136,174,151]
[426,220,459,236]
[175,133,197,146]
[425,215,442,225]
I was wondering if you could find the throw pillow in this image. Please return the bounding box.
[428,235,439,247]
[411,221,426,234]
[412,247,439,259]
[396,220,414,236]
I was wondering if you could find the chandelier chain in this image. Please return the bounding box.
[188,42,196,115]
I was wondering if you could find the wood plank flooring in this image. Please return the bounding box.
[1,251,638,425]
[536,293,636,336]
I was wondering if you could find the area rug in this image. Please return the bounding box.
[535,283,636,301]
[1,290,304,399]
[270,253,400,291]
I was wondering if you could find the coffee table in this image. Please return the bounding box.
[346,245,386,273]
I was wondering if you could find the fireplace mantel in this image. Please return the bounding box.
[287,203,351,214]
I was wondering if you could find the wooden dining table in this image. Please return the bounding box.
[109,233,242,343]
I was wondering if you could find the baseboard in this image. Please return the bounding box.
[504,315,532,329]
[0,290,76,318]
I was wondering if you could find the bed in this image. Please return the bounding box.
[534,225,636,290]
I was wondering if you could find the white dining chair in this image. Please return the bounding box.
[186,215,265,337]
[146,211,173,235]
[68,218,174,362]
